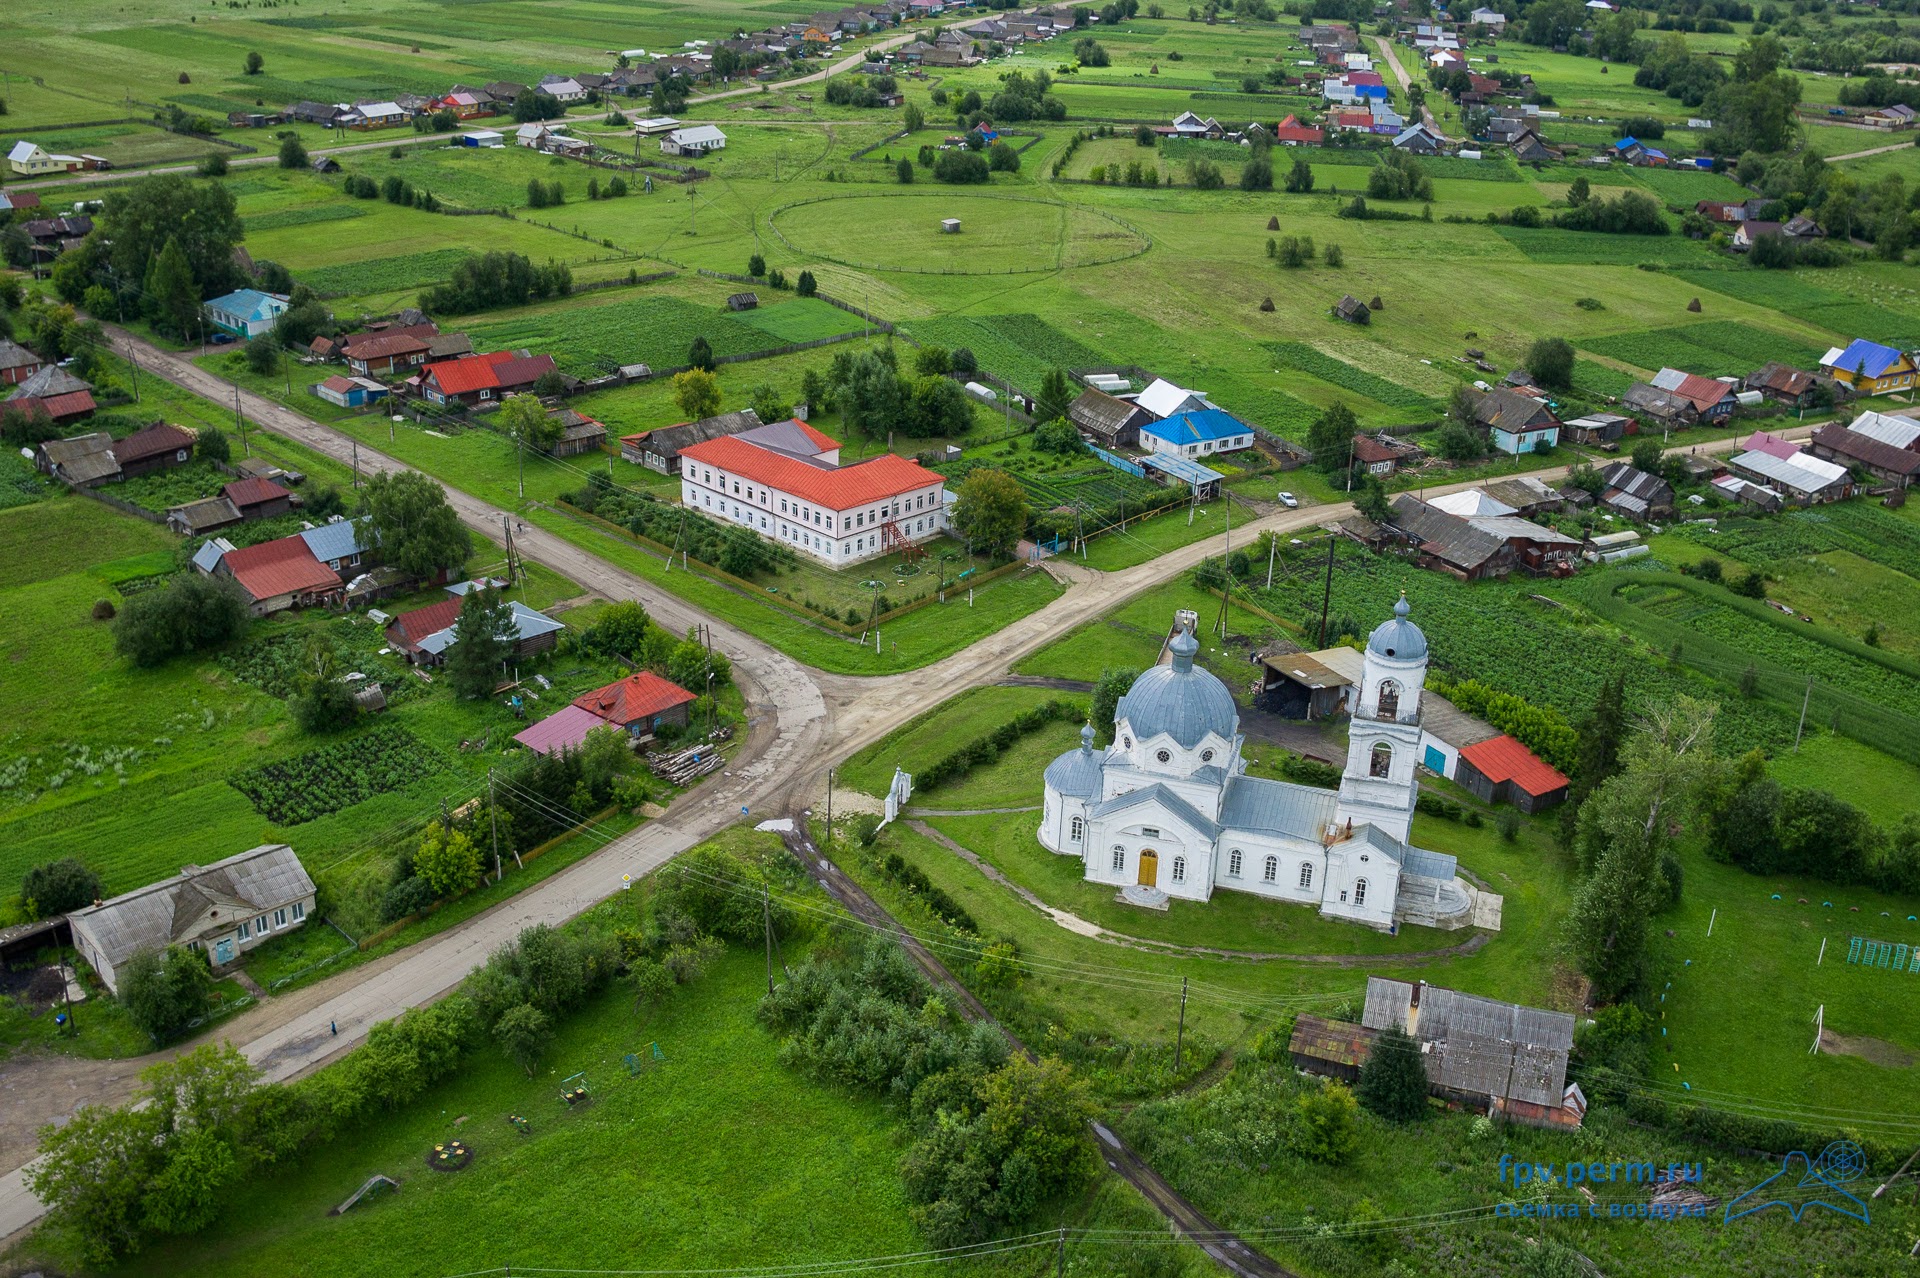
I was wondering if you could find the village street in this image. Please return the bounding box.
[0,323,1819,1244]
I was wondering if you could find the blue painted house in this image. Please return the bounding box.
[1139,407,1255,459]
[1472,388,1560,455]
[204,288,290,338]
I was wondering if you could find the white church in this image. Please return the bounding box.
[1039,597,1484,931]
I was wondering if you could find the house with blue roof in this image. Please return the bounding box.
[299,517,373,578]
[1139,407,1254,460]
[1820,338,1917,397]
[204,289,290,339]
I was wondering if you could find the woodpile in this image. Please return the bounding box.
[647,742,726,785]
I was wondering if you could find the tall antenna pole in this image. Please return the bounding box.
[489,767,502,882]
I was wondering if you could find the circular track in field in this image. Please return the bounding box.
[767,193,1150,275]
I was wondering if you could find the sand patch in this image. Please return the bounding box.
[1820,1028,1916,1068]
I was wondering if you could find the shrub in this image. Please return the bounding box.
[21,858,103,919]
[379,875,435,924]
[119,945,215,1043]
[112,574,249,667]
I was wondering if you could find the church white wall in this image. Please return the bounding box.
[1038,787,1089,856]
[1085,818,1213,901]
[1210,832,1326,906]
[1321,844,1399,929]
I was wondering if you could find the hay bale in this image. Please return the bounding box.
[1369,296,1384,311]
[91,599,115,621]
[1267,215,1280,230]
[1259,297,1275,312]
[1687,297,1702,312]
[178,72,192,84]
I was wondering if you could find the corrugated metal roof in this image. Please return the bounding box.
[1459,734,1568,796]
[1087,783,1220,840]
[1729,448,1848,495]
[299,518,369,564]
[513,703,612,756]
[1288,1014,1380,1068]
[1219,776,1337,838]
[1043,743,1103,797]
[67,844,315,970]
[679,435,942,512]
[1402,846,1458,882]
[1849,410,1920,450]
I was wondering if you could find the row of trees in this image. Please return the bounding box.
[420,250,573,315]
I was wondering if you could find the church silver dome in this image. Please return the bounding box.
[1367,594,1427,662]
[1044,744,1103,797]
[1115,631,1238,748]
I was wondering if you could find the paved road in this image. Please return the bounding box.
[0,322,1825,1246]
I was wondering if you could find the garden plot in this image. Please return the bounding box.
[1583,320,1828,377]
[899,313,1105,396]
[469,293,795,377]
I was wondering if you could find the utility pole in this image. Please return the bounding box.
[1317,536,1336,647]
[125,344,141,403]
[488,767,502,882]
[1265,531,1277,591]
[826,767,834,847]
[351,437,360,489]
[1794,676,1812,752]
[516,431,525,499]
[234,383,250,456]
[689,183,697,234]
[1055,1225,1066,1277]
[1175,976,1188,1070]
[763,886,775,996]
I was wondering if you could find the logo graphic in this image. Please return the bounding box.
[1723,1141,1869,1225]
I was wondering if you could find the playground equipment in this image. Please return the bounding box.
[331,1175,399,1216]
[427,1140,472,1171]
[1847,937,1920,971]
[559,1072,592,1107]
[623,1042,667,1076]
[507,1113,531,1136]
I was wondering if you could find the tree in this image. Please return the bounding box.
[909,375,971,438]
[197,151,229,178]
[143,237,200,339]
[748,253,767,277]
[1356,1025,1428,1121]
[1292,1082,1358,1163]
[933,149,990,184]
[796,270,817,297]
[1032,418,1084,455]
[494,1002,551,1076]
[904,102,925,133]
[1306,402,1358,474]
[119,945,215,1043]
[1285,153,1314,193]
[415,819,485,897]
[749,383,793,425]
[291,678,358,733]
[1354,472,1390,523]
[673,368,722,421]
[987,141,1021,173]
[244,50,264,75]
[1035,367,1074,424]
[952,469,1028,558]
[1240,155,1273,191]
[688,335,716,372]
[1568,175,1591,206]
[1090,668,1135,745]
[112,574,250,667]
[243,335,280,377]
[498,391,560,458]
[26,1104,164,1265]
[96,174,243,307]
[897,157,915,183]
[445,587,515,700]
[20,857,102,919]
[1630,439,1664,476]
[1568,699,1716,998]
[359,471,470,584]
[1525,337,1575,392]
[277,135,308,169]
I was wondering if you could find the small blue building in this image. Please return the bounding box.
[204,288,290,338]
[1139,407,1254,460]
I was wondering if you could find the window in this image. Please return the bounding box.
[1377,680,1401,720]
[1298,862,1314,890]
[1111,846,1125,871]
[1229,849,1242,877]
[1155,748,1172,764]
[237,920,250,940]
[292,902,305,921]
[1353,878,1368,907]
[1200,749,1215,763]
[1370,742,1393,778]
[1172,855,1186,883]
[1122,736,1132,749]
[1070,815,1084,842]
[1142,827,1160,838]
[274,908,288,928]
[1262,855,1277,883]
[256,914,270,934]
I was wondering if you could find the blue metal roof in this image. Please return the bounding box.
[206,288,285,322]
[1367,594,1428,661]
[1827,338,1908,379]
[1088,784,1220,840]
[1402,846,1458,882]
[1116,646,1238,749]
[298,518,369,564]
[1613,136,1637,150]
[1140,453,1225,491]
[1142,408,1250,447]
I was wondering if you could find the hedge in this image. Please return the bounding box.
[916,697,1083,792]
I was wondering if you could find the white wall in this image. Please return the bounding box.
[680,469,947,567]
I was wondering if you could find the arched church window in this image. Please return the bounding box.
[1377,679,1400,720]
[1111,846,1126,871]
[1070,816,1084,842]
[1354,878,1369,907]
[1228,849,1243,877]
[1370,742,1393,778]
[1122,736,1132,749]
[1156,749,1172,764]
[1262,855,1277,883]
[1298,862,1313,890]
[1172,856,1186,883]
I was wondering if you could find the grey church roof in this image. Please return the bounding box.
[1088,784,1220,840]
[1116,630,1237,748]
[1367,593,1427,661]
[1218,776,1338,838]
[1402,846,1459,882]
[1044,742,1103,797]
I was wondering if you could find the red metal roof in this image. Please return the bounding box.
[424,349,519,396]
[1668,373,1735,414]
[320,374,357,393]
[388,596,462,646]
[115,422,196,464]
[678,436,943,512]
[343,330,431,361]
[23,390,95,421]
[1274,115,1323,143]
[222,536,341,602]
[493,354,557,390]
[223,476,290,508]
[573,671,697,726]
[1458,734,1568,797]
[1332,111,1374,129]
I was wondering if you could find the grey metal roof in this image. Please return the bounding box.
[416,601,566,655]
[67,844,315,970]
[1401,846,1458,882]
[1068,387,1152,437]
[1362,976,1412,1031]
[1115,632,1238,749]
[192,537,235,574]
[299,517,370,564]
[1351,823,1406,865]
[7,364,90,401]
[1087,784,1219,840]
[1366,591,1428,660]
[1043,742,1102,797]
[1218,775,1338,839]
[1361,976,1574,1105]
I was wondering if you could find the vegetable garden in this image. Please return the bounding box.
[1268,342,1438,411]
[470,295,806,378]
[1583,321,1828,378]
[230,724,443,825]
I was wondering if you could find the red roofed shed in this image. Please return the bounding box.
[1456,735,1569,813]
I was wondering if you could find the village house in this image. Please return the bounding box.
[0,339,45,388]
[1649,367,1739,422]
[1821,339,1918,397]
[1847,408,1920,451]
[166,497,242,537]
[1138,408,1254,460]
[546,407,608,458]
[538,75,589,103]
[384,583,566,666]
[1743,361,1827,409]
[217,535,348,615]
[620,408,762,474]
[35,432,119,488]
[1389,493,1578,580]
[1352,433,1417,476]
[342,101,409,130]
[1392,123,1444,154]
[7,141,86,176]
[1621,381,1698,429]
[339,325,439,377]
[114,422,196,479]
[1253,641,1365,720]
[678,418,948,568]
[571,670,700,739]
[1455,735,1570,811]
[7,365,97,424]
[1729,430,1851,505]
[224,476,294,521]
[1864,104,1918,130]
[661,125,728,156]
[1810,421,1920,489]
[1563,412,1630,446]
[420,350,557,406]
[1470,388,1560,455]
[1597,460,1673,520]
[204,288,290,339]
[1273,114,1324,146]
[1068,387,1154,450]
[67,844,317,993]
[1334,294,1371,325]
[313,374,391,409]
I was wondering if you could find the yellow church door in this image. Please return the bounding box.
[1137,850,1158,886]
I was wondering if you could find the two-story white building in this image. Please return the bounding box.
[678,419,949,567]
[1039,599,1484,931]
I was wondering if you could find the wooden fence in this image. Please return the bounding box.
[67,482,166,525]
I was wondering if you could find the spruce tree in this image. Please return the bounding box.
[1356,1025,1429,1121]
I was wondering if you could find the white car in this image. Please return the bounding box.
[1277,491,1298,508]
